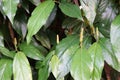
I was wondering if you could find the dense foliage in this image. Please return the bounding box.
[0,0,120,80]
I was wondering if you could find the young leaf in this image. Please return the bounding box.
[2,0,19,24]
[70,47,92,80]
[0,58,13,80]
[59,2,82,20]
[19,42,45,60]
[88,43,104,80]
[80,0,97,26]
[110,15,120,71]
[13,52,32,80]
[99,38,120,71]
[27,0,55,44]
[0,46,15,58]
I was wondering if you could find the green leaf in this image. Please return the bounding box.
[50,55,60,78]
[19,42,45,60]
[38,51,55,80]
[2,0,19,24]
[27,0,55,44]
[59,2,82,20]
[80,0,97,26]
[35,31,51,49]
[56,34,79,57]
[50,45,79,79]
[99,38,120,71]
[70,47,92,80]
[88,42,104,80]
[0,46,15,58]
[110,15,120,71]
[95,0,117,37]
[0,58,13,80]
[29,0,40,6]
[13,52,32,80]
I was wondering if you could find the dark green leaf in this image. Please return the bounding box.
[0,58,13,80]
[13,52,32,80]
[29,0,40,6]
[55,34,79,57]
[110,15,120,71]
[95,0,117,37]
[0,46,15,58]
[2,0,19,24]
[88,42,104,80]
[19,42,45,60]
[80,0,97,26]
[27,0,55,44]
[13,8,27,38]
[0,32,4,47]
[70,47,92,80]
[35,31,51,49]
[99,38,120,71]
[59,2,82,20]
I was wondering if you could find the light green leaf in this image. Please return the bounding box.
[27,0,55,44]
[99,38,120,71]
[56,34,79,57]
[88,43,104,80]
[0,58,13,80]
[80,0,97,26]
[13,52,32,80]
[59,2,82,20]
[110,15,120,71]
[19,42,45,60]
[50,55,60,78]
[2,0,19,24]
[0,32,4,47]
[38,51,55,80]
[0,46,15,58]
[70,47,92,80]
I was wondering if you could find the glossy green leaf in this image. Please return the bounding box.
[99,38,120,71]
[59,2,82,20]
[19,42,45,60]
[13,8,27,38]
[13,52,32,80]
[70,47,92,80]
[50,55,60,78]
[35,31,51,49]
[80,0,97,26]
[0,58,13,80]
[95,0,117,37]
[27,0,55,44]
[2,0,19,24]
[88,43,104,80]
[0,46,15,58]
[50,45,79,79]
[56,34,79,57]
[110,15,120,71]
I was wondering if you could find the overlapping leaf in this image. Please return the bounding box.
[19,42,45,60]
[13,52,32,80]
[0,59,13,80]
[2,0,19,24]
[27,0,55,44]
